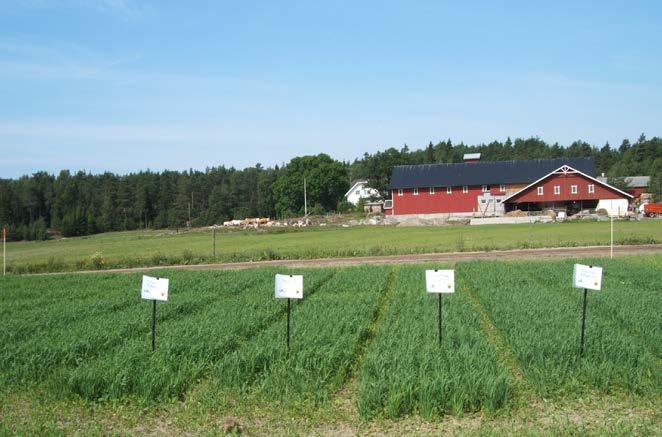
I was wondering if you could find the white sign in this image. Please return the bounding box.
[275,274,303,299]
[141,275,169,301]
[572,264,603,291]
[426,269,455,293]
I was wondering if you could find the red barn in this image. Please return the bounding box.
[384,157,632,217]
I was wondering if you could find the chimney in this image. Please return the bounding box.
[463,153,481,164]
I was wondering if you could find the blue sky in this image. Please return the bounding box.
[1,1,660,178]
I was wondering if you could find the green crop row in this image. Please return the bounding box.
[1,269,295,384]
[357,266,512,419]
[61,268,336,401]
[210,265,394,407]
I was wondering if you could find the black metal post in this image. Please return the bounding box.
[286,298,291,351]
[579,288,588,357]
[438,294,442,346]
[151,300,156,352]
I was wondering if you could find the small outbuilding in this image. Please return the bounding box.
[344,180,381,206]
[597,175,650,199]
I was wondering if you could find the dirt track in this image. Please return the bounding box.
[32,244,662,275]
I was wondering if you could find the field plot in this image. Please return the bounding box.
[357,266,512,419]
[210,265,394,407]
[64,268,335,401]
[459,257,662,398]
[0,268,333,400]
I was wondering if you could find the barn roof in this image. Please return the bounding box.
[389,157,595,189]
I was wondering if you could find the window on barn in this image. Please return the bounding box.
[355,190,360,195]
[571,185,578,194]
[447,186,452,194]
[499,184,506,192]
[413,188,419,196]
[397,189,403,196]
[554,185,560,195]
[588,184,595,193]
[482,185,489,192]
[462,185,468,193]
[429,187,435,195]
[537,186,544,196]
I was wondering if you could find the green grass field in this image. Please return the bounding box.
[4,220,661,273]
[1,256,660,434]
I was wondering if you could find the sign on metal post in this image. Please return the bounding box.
[572,264,602,357]
[573,264,602,291]
[275,274,303,351]
[141,275,169,351]
[426,269,455,345]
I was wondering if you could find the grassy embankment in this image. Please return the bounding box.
[3,220,661,273]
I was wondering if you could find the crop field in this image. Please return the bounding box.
[459,258,661,398]
[357,267,512,419]
[0,256,660,434]
[4,219,661,273]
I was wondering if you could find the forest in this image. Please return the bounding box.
[1,135,660,240]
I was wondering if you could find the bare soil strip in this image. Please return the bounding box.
[26,244,662,276]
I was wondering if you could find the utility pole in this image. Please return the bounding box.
[610,213,614,259]
[212,226,216,258]
[304,177,308,217]
[2,225,6,276]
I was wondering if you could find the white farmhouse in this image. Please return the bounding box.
[344,180,381,205]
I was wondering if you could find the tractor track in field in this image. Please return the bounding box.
[458,277,539,405]
[331,266,400,417]
[24,244,662,276]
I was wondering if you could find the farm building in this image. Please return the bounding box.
[344,180,381,205]
[597,175,650,199]
[384,156,633,217]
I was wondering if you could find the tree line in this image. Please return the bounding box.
[1,135,660,240]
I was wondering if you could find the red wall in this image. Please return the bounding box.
[388,174,628,215]
[391,185,495,214]
[508,173,625,203]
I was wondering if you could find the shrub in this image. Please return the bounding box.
[90,252,106,270]
[150,252,168,266]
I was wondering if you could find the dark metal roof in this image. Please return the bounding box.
[389,157,596,189]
